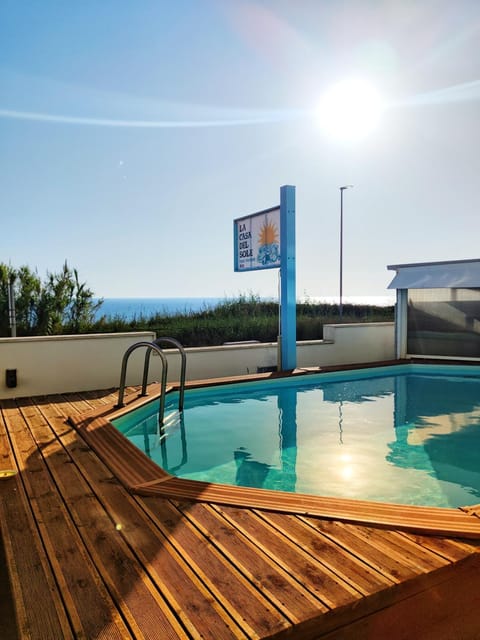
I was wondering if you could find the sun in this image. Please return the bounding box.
[315,78,385,142]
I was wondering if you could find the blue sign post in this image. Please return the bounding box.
[279,185,296,370]
[233,185,296,371]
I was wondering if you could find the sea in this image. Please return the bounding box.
[93,296,395,321]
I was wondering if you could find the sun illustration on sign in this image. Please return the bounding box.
[259,217,278,245]
[257,216,280,266]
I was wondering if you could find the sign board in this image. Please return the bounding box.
[233,185,296,371]
[233,206,281,272]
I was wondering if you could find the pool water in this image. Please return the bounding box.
[113,364,480,508]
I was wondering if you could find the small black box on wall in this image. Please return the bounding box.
[6,369,17,388]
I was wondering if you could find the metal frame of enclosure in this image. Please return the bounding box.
[387,258,480,360]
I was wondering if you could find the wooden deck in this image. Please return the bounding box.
[2,386,480,639]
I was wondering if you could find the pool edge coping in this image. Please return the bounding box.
[69,359,480,539]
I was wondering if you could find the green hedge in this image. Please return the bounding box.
[90,296,394,347]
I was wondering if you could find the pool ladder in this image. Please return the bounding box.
[116,337,186,426]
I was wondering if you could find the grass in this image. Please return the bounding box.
[89,295,394,347]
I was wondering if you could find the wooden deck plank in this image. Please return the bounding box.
[0,488,74,640]
[300,518,436,584]
[211,503,365,609]
[174,500,330,622]
[0,405,73,640]
[132,476,480,538]
[77,388,120,408]
[2,402,133,639]
[2,388,480,639]
[0,521,19,640]
[342,526,456,574]
[75,414,169,488]
[64,388,131,413]
[0,405,16,476]
[252,510,394,595]
[399,531,480,562]
[36,397,252,639]
[22,397,204,639]
[137,495,292,638]
[27,400,202,640]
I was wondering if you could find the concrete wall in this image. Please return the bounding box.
[300,322,395,368]
[161,322,395,379]
[0,323,395,399]
[0,332,156,399]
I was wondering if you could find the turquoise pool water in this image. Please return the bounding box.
[112,364,480,508]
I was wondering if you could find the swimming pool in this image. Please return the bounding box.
[112,364,480,508]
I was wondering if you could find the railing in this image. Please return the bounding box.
[116,337,186,426]
[143,337,187,411]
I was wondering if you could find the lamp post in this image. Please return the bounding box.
[339,185,353,320]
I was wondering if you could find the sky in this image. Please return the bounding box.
[1,1,479,301]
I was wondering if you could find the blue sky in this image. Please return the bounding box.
[1,1,479,300]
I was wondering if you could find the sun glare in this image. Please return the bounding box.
[315,78,385,141]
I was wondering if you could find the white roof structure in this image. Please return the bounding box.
[387,258,480,290]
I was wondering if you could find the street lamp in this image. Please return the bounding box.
[339,185,353,320]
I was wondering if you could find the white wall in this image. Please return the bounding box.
[300,322,395,367]
[161,322,395,379]
[0,323,395,399]
[0,332,155,399]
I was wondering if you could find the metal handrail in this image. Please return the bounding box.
[116,341,168,425]
[142,337,187,411]
[116,338,187,426]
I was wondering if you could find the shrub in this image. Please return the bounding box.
[0,261,103,336]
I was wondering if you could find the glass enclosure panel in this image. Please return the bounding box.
[407,288,480,357]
